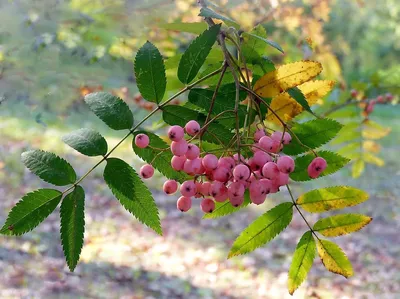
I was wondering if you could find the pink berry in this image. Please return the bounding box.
[168,125,184,141]
[233,153,245,163]
[270,181,280,194]
[202,154,218,170]
[171,155,186,171]
[200,181,212,196]
[277,156,295,174]
[351,89,358,98]
[233,164,250,181]
[228,182,245,199]
[249,180,263,198]
[194,182,203,198]
[254,129,266,142]
[251,194,266,205]
[218,157,235,170]
[377,95,384,103]
[170,139,188,156]
[163,180,178,195]
[210,182,226,197]
[191,158,203,175]
[230,195,244,207]
[307,157,327,178]
[270,139,282,153]
[365,101,375,114]
[140,164,154,179]
[183,159,195,174]
[259,136,274,152]
[213,167,231,182]
[185,144,200,160]
[177,196,192,212]
[200,198,215,213]
[274,172,289,186]
[271,131,291,145]
[180,180,196,197]
[259,178,272,194]
[253,151,271,169]
[135,133,149,148]
[262,162,280,179]
[386,93,394,101]
[185,120,201,136]
[214,190,229,202]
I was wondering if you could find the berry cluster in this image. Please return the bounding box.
[134,121,327,214]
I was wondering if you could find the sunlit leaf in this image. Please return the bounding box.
[363,152,384,167]
[362,120,391,140]
[351,159,365,178]
[317,239,353,278]
[228,202,293,258]
[288,231,316,295]
[297,186,369,213]
[62,128,108,157]
[313,214,372,237]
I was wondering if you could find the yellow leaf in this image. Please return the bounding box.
[313,214,372,237]
[266,80,335,124]
[254,61,323,98]
[363,152,384,167]
[317,239,354,278]
[363,140,381,153]
[352,159,365,178]
[317,52,342,80]
[362,120,391,140]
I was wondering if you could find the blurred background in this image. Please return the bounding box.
[0,0,399,298]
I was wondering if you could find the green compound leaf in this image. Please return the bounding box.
[198,7,239,29]
[60,186,85,272]
[203,191,251,219]
[296,186,369,213]
[242,26,284,54]
[162,105,234,146]
[228,202,293,258]
[290,151,350,182]
[313,214,372,237]
[134,41,166,104]
[132,131,189,183]
[178,24,221,84]
[288,231,316,295]
[0,189,62,235]
[85,92,133,130]
[283,119,343,156]
[21,150,76,186]
[103,158,162,235]
[317,239,354,278]
[62,128,108,157]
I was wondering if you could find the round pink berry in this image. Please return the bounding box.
[140,164,154,179]
[307,157,327,179]
[251,194,266,205]
[163,180,178,195]
[194,182,203,198]
[168,125,184,141]
[274,172,289,186]
[185,120,201,136]
[259,136,274,152]
[218,157,235,170]
[233,164,250,181]
[185,144,200,160]
[213,167,231,182]
[229,195,244,207]
[171,155,186,171]
[254,129,266,142]
[170,139,188,156]
[249,180,263,198]
[277,156,295,174]
[262,162,280,179]
[183,159,195,175]
[177,196,192,212]
[200,181,212,196]
[259,178,272,194]
[253,151,272,169]
[135,133,149,148]
[233,153,245,163]
[191,158,203,175]
[202,154,218,170]
[180,180,196,197]
[200,198,215,213]
[228,181,245,199]
[210,182,226,198]
[214,190,229,202]
[271,131,291,145]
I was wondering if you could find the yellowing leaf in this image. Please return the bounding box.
[363,152,384,167]
[362,120,391,140]
[313,214,372,237]
[317,239,353,278]
[352,159,365,178]
[254,61,323,98]
[266,80,335,124]
[317,52,342,80]
[363,140,381,153]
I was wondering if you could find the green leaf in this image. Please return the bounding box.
[132,131,189,183]
[287,87,312,113]
[134,41,166,104]
[178,24,221,84]
[103,158,162,235]
[21,150,76,186]
[351,159,365,178]
[60,186,85,272]
[188,84,253,128]
[242,30,284,54]
[290,151,350,182]
[313,214,372,237]
[317,239,353,278]
[62,128,108,157]
[162,105,234,145]
[0,189,62,235]
[241,25,268,58]
[283,119,343,155]
[249,55,275,76]
[198,7,239,29]
[228,202,293,258]
[296,186,369,213]
[159,22,208,34]
[203,191,251,219]
[288,231,316,295]
[84,92,133,130]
